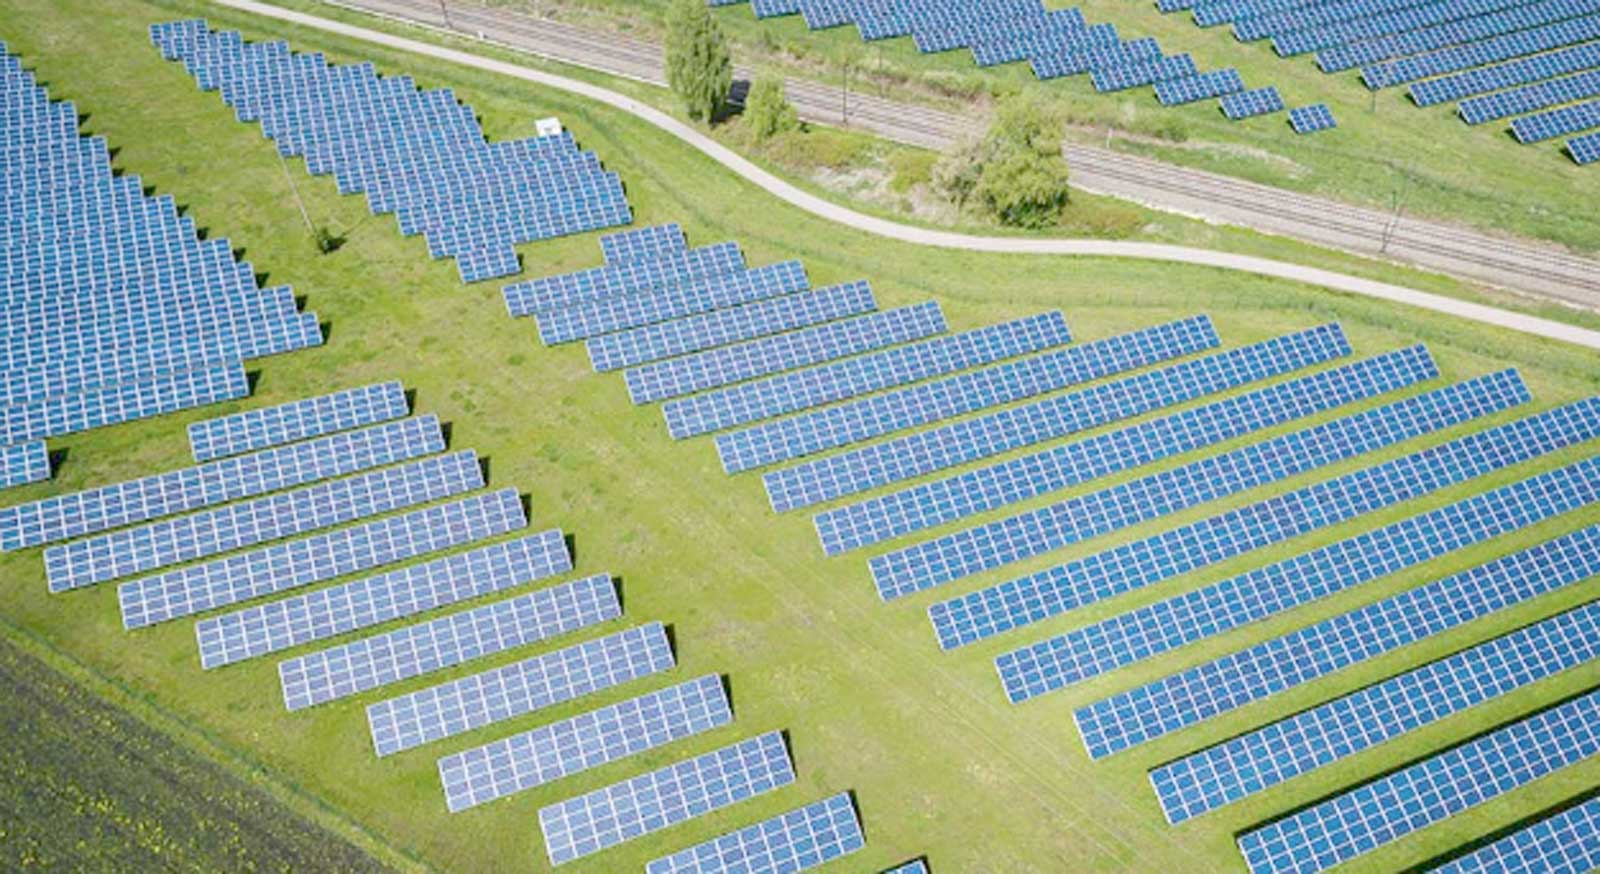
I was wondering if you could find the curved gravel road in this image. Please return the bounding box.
[222,0,1600,351]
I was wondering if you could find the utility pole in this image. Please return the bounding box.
[438,0,453,30]
[1379,164,1411,255]
[841,61,851,126]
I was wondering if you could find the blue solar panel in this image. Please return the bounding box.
[1287,103,1336,133]
[504,242,746,317]
[438,674,731,812]
[196,529,567,669]
[765,321,1337,511]
[1236,689,1600,874]
[539,731,795,866]
[1460,68,1600,124]
[0,416,443,552]
[587,281,879,372]
[187,382,408,463]
[1001,455,1600,705]
[818,345,1433,556]
[1512,98,1600,143]
[664,312,1072,439]
[887,369,1519,601]
[367,621,674,756]
[600,223,687,264]
[646,792,865,874]
[885,862,930,874]
[1316,0,1597,71]
[0,440,48,490]
[280,574,619,710]
[45,451,482,592]
[1151,592,1600,823]
[1219,86,1284,119]
[119,488,526,629]
[1571,130,1600,164]
[538,261,812,345]
[736,315,1223,481]
[626,301,946,404]
[1360,14,1600,88]
[1432,797,1600,874]
[1155,68,1245,105]
[456,245,519,284]
[1409,41,1600,105]
[1032,38,1165,80]
[0,362,248,446]
[1092,54,1197,92]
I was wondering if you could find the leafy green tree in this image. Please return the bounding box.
[932,91,1071,228]
[744,75,799,141]
[665,0,733,122]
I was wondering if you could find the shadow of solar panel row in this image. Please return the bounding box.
[368,621,674,757]
[1433,796,1600,874]
[32,409,429,542]
[1359,14,1600,87]
[819,344,1429,556]
[627,299,944,404]
[665,312,1073,439]
[587,280,878,373]
[646,792,865,874]
[0,362,248,446]
[1078,464,1600,758]
[151,21,631,283]
[1316,0,1597,71]
[1460,68,1600,124]
[0,440,47,490]
[1570,129,1600,164]
[740,315,1220,484]
[884,368,1522,601]
[280,573,619,710]
[539,731,794,866]
[1151,585,1600,824]
[118,487,526,629]
[538,260,812,345]
[197,528,569,669]
[187,381,408,463]
[1003,452,1600,704]
[971,22,1120,67]
[777,321,1334,524]
[1236,689,1600,874]
[439,674,731,812]
[1408,41,1600,105]
[1263,0,1537,54]
[1092,54,1196,91]
[1512,97,1600,142]
[928,381,1584,643]
[1219,86,1285,119]
[505,241,747,318]
[600,223,688,264]
[44,449,480,592]
[1155,68,1244,105]
[1032,38,1164,80]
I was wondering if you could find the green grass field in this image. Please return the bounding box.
[535,0,1600,252]
[1,0,1598,872]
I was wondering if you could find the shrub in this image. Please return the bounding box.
[744,75,798,142]
[932,92,1071,227]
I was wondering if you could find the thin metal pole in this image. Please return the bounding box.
[438,0,453,29]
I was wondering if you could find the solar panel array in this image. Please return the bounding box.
[1570,130,1600,164]
[0,441,48,490]
[438,674,731,812]
[539,731,795,866]
[645,792,865,874]
[367,621,674,756]
[1458,68,1600,124]
[1287,103,1337,134]
[1409,41,1600,105]
[504,241,746,318]
[151,20,632,283]
[1431,797,1600,874]
[885,862,930,874]
[1220,86,1285,119]
[1150,593,1600,823]
[599,223,687,264]
[1155,68,1245,105]
[280,574,620,710]
[1236,689,1600,874]
[186,382,408,462]
[1511,98,1600,143]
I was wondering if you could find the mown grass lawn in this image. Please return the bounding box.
[1,0,1597,872]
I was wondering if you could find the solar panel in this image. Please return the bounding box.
[818,345,1433,555]
[601,223,686,263]
[1360,14,1600,88]
[1002,455,1600,706]
[1091,54,1197,92]
[1150,593,1600,823]
[1572,130,1600,164]
[626,301,946,404]
[119,488,526,629]
[197,529,567,669]
[1409,41,1600,105]
[1,415,444,552]
[763,320,1334,508]
[1236,689,1600,874]
[537,261,812,345]
[1512,97,1600,143]
[587,281,878,372]
[1155,68,1245,105]
[0,361,248,446]
[45,450,482,592]
[1458,68,1600,124]
[438,674,731,812]
[0,440,48,489]
[733,315,1224,480]
[503,242,746,317]
[645,792,865,874]
[884,862,930,874]
[879,369,1514,601]
[1431,797,1600,874]
[1031,38,1165,81]
[187,381,407,463]
[539,731,795,866]
[367,621,674,756]
[1287,103,1336,133]
[664,312,1072,439]
[280,574,619,710]
[1317,0,1598,71]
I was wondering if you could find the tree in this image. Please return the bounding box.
[932,91,1071,228]
[744,75,798,141]
[665,0,732,123]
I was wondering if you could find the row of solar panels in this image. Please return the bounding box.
[704,0,1342,130]
[0,44,322,491]
[148,20,635,283]
[512,223,1598,872]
